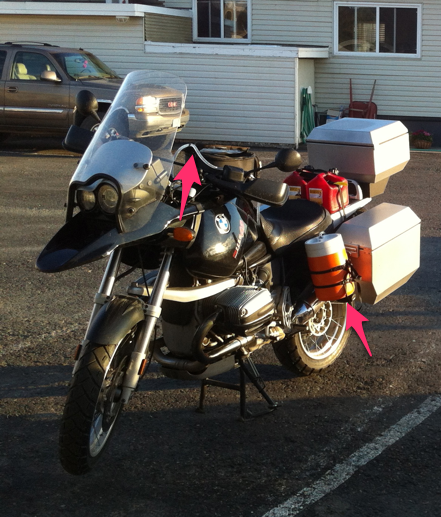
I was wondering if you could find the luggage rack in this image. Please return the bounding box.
[330,197,371,229]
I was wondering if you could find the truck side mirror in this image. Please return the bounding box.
[41,70,61,83]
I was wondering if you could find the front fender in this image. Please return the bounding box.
[87,295,145,345]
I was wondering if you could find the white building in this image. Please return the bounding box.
[0,1,436,145]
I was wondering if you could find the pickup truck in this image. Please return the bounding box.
[0,42,189,142]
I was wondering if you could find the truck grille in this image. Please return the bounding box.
[159,97,182,115]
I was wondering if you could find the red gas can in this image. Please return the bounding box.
[307,172,349,213]
[284,170,316,200]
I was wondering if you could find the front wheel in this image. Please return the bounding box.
[273,301,351,375]
[59,329,137,475]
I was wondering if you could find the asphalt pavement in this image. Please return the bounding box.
[0,136,440,517]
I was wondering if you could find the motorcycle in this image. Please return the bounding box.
[37,70,418,475]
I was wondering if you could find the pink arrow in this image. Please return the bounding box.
[173,156,201,220]
[346,303,372,356]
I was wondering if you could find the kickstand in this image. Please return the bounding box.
[196,356,278,421]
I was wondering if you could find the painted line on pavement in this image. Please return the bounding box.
[263,395,441,517]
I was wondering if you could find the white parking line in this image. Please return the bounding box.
[263,395,441,517]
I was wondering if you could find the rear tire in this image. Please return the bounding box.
[59,329,137,475]
[273,301,351,375]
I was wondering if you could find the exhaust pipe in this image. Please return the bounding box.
[192,311,255,364]
[152,338,207,374]
[292,286,323,325]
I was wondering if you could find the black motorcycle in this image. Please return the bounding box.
[37,70,362,475]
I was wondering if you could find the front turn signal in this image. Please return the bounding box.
[173,227,195,242]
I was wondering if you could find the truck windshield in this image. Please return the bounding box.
[53,52,120,80]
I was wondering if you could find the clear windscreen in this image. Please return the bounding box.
[70,70,187,233]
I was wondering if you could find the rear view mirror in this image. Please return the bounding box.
[63,125,94,155]
[274,149,303,172]
[41,70,61,83]
[76,90,101,122]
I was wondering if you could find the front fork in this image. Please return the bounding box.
[120,249,173,403]
[72,247,123,376]
[72,248,174,404]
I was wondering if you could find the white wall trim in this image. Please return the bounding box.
[0,2,192,18]
[144,41,328,58]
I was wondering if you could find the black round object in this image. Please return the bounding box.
[76,90,99,117]
[274,149,303,172]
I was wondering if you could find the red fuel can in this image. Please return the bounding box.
[307,172,349,213]
[284,170,316,200]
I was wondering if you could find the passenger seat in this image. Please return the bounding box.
[13,63,37,80]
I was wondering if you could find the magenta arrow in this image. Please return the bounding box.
[173,156,201,220]
[346,304,372,356]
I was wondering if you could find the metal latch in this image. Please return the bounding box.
[345,244,359,258]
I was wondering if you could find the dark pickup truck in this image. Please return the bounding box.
[0,42,189,141]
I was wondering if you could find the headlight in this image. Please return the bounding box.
[77,190,96,211]
[135,96,159,114]
[97,184,119,214]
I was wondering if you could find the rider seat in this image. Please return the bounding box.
[260,199,332,255]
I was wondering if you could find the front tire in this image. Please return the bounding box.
[59,329,137,475]
[273,301,351,375]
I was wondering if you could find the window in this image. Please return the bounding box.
[53,52,118,80]
[194,0,250,41]
[335,3,421,56]
[11,51,56,81]
[0,51,7,79]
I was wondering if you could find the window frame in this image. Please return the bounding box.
[193,0,251,43]
[334,2,422,58]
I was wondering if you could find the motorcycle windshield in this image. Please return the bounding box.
[70,70,187,234]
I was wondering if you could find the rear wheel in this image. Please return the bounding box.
[59,328,137,475]
[273,301,351,375]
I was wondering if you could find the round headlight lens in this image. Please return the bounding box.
[97,184,119,214]
[77,190,96,211]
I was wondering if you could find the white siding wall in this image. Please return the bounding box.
[0,15,147,76]
[141,48,298,144]
[0,13,301,144]
[252,0,332,46]
[163,0,192,8]
[253,0,441,118]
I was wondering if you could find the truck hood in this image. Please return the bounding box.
[78,78,123,90]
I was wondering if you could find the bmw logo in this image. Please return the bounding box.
[215,214,230,234]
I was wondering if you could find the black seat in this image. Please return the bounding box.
[260,199,332,256]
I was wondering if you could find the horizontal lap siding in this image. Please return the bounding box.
[253,1,441,118]
[252,0,332,46]
[144,13,192,43]
[0,15,146,75]
[1,13,299,143]
[163,0,192,8]
[141,52,297,143]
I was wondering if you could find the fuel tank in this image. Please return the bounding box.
[184,200,256,278]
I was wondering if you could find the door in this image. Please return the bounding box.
[4,50,70,130]
[0,50,8,127]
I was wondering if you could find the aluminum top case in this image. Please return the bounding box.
[306,119,410,190]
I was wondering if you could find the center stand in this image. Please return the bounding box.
[196,355,278,421]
